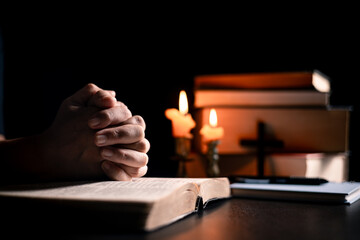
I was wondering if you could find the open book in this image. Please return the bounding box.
[0,177,230,231]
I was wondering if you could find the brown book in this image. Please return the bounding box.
[0,177,230,232]
[194,89,330,108]
[194,69,331,92]
[194,107,350,154]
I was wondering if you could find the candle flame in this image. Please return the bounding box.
[179,90,188,115]
[209,108,218,127]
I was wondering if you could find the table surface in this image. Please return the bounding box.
[2,196,360,240]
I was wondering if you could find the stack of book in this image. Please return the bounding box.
[192,70,351,182]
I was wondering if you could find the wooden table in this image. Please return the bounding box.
[2,196,360,240]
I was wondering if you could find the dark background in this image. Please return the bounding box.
[1,11,359,180]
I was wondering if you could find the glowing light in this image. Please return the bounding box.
[209,108,218,127]
[179,90,188,115]
[165,90,195,138]
[200,108,224,142]
[312,72,331,93]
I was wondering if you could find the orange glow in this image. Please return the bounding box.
[200,108,224,142]
[209,108,218,127]
[165,90,195,138]
[179,90,188,115]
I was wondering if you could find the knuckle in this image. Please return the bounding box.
[139,166,148,177]
[96,89,111,100]
[135,125,145,139]
[98,109,114,124]
[92,113,109,129]
[113,127,126,139]
[94,90,104,100]
[105,109,115,122]
[137,141,147,152]
[117,149,128,160]
[115,170,132,181]
[124,108,132,119]
[116,149,148,167]
[136,153,148,167]
[133,115,146,127]
[117,101,132,118]
[86,83,98,93]
[128,168,141,177]
[128,166,148,178]
[114,125,144,140]
[144,139,150,152]
[142,154,149,166]
[138,139,150,153]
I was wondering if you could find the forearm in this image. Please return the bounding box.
[0,135,50,184]
[0,84,150,183]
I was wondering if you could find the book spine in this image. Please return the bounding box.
[194,90,330,108]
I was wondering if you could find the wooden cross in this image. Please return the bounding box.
[240,121,284,177]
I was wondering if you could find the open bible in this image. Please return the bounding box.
[0,177,230,231]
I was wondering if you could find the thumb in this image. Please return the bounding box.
[69,83,102,106]
[87,89,117,109]
[68,83,117,109]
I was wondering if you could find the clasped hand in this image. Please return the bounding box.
[38,83,150,181]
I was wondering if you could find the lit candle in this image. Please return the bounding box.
[165,90,196,138]
[200,108,224,142]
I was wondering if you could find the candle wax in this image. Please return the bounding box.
[165,108,196,138]
[200,124,224,142]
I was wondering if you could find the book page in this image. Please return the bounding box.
[0,178,209,203]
